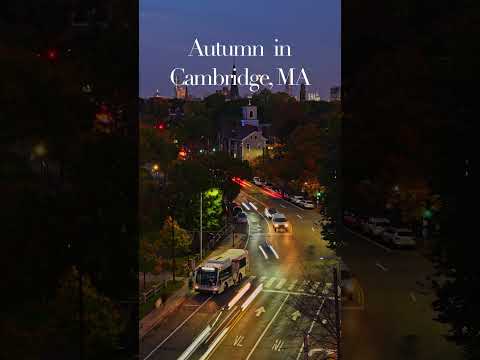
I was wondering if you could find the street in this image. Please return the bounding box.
[140,182,460,360]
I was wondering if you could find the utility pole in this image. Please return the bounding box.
[333,266,341,359]
[200,192,203,261]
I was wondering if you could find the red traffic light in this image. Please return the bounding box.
[47,49,58,60]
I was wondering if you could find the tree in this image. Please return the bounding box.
[156,217,192,257]
[288,260,341,359]
[139,238,157,290]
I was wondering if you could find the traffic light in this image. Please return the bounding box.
[423,209,433,219]
[46,48,58,61]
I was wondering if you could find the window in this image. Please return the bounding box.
[246,143,250,150]
[250,111,253,118]
[239,258,247,268]
[219,266,232,280]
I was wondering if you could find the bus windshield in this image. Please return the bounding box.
[196,268,218,286]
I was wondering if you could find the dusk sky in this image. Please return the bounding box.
[140,0,340,100]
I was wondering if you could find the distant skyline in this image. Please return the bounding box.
[140,0,340,99]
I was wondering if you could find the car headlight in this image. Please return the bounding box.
[274,224,278,227]
[284,223,288,227]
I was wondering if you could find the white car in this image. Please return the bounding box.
[300,199,315,209]
[264,207,278,219]
[363,217,390,236]
[272,213,289,232]
[382,227,416,248]
[253,177,263,186]
[291,195,304,204]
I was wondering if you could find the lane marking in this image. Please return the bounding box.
[255,306,266,317]
[241,202,251,211]
[296,298,327,359]
[199,326,230,360]
[344,227,392,253]
[272,339,284,351]
[297,214,303,219]
[262,289,318,297]
[265,277,277,289]
[296,343,304,360]
[376,262,388,272]
[269,244,280,260]
[291,310,301,321]
[244,217,251,249]
[275,278,287,289]
[258,245,268,260]
[233,335,244,347]
[177,325,212,360]
[298,280,308,292]
[143,295,213,359]
[310,281,320,294]
[259,276,266,283]
[245,294,290,360]
[248,202,258,211]
[288,280,298,291]
[410,292,416,303]
[227,282,251,309]
[280,204,286,208]
[241,284,264,311]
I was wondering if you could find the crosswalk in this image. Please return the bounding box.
[256,276,331,295]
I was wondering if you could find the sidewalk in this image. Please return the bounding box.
[139,230,248,339]
[139,277,189,339]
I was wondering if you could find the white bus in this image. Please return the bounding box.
[194,249,249,294]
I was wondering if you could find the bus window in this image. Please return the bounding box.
[196,269,218,286]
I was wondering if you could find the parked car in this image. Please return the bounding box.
[382,227,416,248]
[264,207,278,219]
[300,199,315,209]
[272,213,289,232]
[236,212,248,224]
[363,217,390,237]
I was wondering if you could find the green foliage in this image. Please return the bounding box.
[203,188,224,231]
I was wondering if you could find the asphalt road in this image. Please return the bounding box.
[140,182,461,360]
[337,228,461,360]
